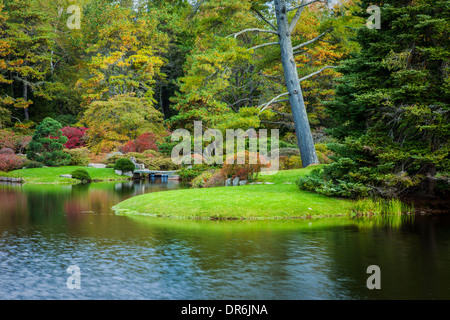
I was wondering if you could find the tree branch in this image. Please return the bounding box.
[251,7,277,31]
[292,30,330,51]
[287,0,324,12]
[230,28,278,39]
[258,92,289,114]
[249,41,279,51]
[288,0,326,34]
[298,66,337,82]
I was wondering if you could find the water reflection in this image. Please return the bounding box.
[0,181,449,300]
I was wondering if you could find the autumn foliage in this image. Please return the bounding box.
[61,126,87,149]
[119,132,159,154]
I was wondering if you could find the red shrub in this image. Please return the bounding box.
[221,151,268,181]
[119,140,137,153]
[0,154,26,172]
[0,147,14,155]
[0,130,31,154]
[61,126,87,149]
[0,129,17,150]
[134,132,158,153]
[119,132,158,154]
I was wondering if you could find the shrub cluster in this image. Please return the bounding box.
[64,147,90,166]
[178,165,209,182]
[296,158,371,198]
[0,154,26,172]
[191,170,218,188]
[114,158,136,172]
[0,129,32,154]
[203,170,226,188]
[70,168,91,182]
[221,151,266,181]
[25,161,44,169]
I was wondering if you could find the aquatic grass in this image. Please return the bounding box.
[351,197,414,215]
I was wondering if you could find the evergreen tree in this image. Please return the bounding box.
[27,117,71,166]
[302,0,449,198]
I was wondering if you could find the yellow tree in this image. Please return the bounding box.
[75,3,168,106]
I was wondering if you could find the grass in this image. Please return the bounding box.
[113,167,354,220]
[2,166,128,184]
[256,165,324,184]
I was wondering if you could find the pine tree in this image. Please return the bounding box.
[319,0,449,197]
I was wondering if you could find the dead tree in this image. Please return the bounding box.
[233,0,331,167]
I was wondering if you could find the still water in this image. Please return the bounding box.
[0,180,449,300]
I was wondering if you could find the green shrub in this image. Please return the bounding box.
[178,165,209,181]
[64,147,90,166]
[142,157,180,171]
[25,161,44,168]
[114,158,136,172]
[315,143,334,164]
[191,170,217,188]
[296,163,371,198]
[70,168,91,182]
[142,149,158,156]
[280,155,302,170]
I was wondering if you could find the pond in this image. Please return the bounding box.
[0,180,449,300]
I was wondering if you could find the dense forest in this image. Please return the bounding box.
[0,0,448,200]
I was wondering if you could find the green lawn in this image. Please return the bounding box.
[257,165,324,184]
[113,167,354,220]
[4,166,127,184]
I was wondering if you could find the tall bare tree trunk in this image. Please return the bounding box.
[274,0,318,167]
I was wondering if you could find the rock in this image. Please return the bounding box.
[122,171,133,177]
[232,177,240,186]
[239,180,247,186]
[135,163,145,170]
[115,170,122,175]
[60,174,72,178]
[88,163,106,168]
[282,182,293,184]
[264,182,274,184]
[225,178,232,187]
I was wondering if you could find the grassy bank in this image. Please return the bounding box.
[113,167,355,220]
[2,166,128,184]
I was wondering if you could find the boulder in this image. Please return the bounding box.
[122,171,133,177]
[115,170,122,175]
[239,180,247,186]
[225,178,232,187]
[60,174,72,178]
[232,177,240,186]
